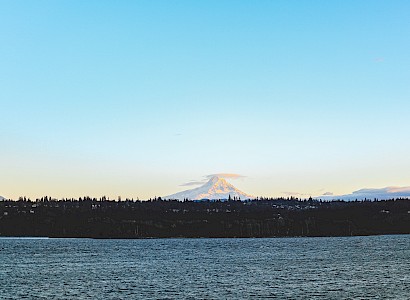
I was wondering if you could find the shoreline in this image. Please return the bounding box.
[1,233,409,240]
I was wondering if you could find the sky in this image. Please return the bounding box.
[1,1,410,200]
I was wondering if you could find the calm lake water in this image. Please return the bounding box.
[0,235,409,299]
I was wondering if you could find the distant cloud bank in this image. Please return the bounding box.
[316,186,410,201]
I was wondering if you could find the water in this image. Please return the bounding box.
[0,235,409,299]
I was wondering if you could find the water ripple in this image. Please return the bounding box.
[0,236,409,299]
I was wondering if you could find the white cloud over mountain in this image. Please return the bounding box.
[180,173,246,187]
[205,173,245,179]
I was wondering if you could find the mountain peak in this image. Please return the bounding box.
[208,175,221,183]
[165,176,254,200]
[207,176,228,185]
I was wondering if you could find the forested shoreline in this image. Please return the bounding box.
[1,197,409,238]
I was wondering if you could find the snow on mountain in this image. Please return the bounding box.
[165,176,254,200]
[0,196,5,201]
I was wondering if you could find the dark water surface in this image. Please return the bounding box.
[0,235,409,299]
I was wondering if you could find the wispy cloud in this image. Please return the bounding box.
[322,192,333,196]
[179,181,206,187]
[206,173,245,180]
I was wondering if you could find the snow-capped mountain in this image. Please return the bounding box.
[0,196,5,201]
[165,176,254,200]
[316,186,410,201]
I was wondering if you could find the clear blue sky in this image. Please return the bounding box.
[1,1,410,200]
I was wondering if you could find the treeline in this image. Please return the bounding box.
[0,197,409,238]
